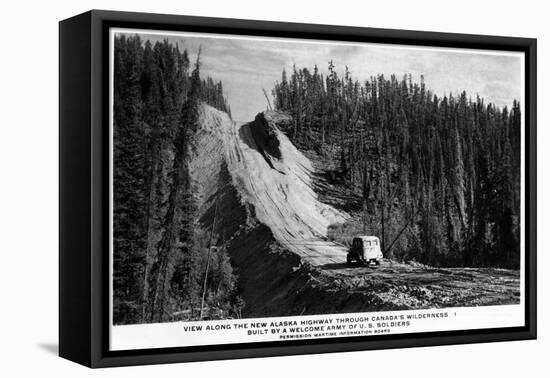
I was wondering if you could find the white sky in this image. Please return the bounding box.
[115,29,524,122]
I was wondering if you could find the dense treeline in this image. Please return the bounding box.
[272,63,521,269]
[113,34,241,325]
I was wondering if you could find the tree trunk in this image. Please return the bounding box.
[150,132,189,323]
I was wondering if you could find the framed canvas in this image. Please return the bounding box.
[59,10,537,368]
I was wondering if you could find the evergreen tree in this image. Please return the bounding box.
[113,35,237,324]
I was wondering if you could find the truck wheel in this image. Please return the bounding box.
[375,260,381,266]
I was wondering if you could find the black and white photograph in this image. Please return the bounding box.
[2,0,547,374]
[109,27,526,350]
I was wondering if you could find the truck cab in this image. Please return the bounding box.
[347,236,383,265]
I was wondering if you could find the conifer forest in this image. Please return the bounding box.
[113,35,239,324]
[271,63,521,269]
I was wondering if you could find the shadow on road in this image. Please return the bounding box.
[318,262,351,270]
[319,262,385,271]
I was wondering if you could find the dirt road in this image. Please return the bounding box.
[316,259,521,308]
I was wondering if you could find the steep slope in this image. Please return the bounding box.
[225,112,351,265]
[192,105,350,266]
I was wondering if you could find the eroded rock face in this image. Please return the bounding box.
[250,112,282,160]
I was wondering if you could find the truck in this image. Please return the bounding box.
[346,236,383,266]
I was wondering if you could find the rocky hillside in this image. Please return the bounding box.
[190,104,520,318]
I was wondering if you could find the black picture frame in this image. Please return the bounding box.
[59,9,537,368]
